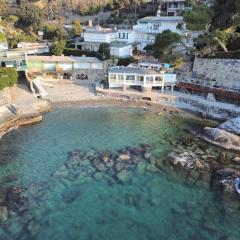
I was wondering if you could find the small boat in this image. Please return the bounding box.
[234,177,240,194]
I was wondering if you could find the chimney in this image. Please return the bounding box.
[88,19,93,28]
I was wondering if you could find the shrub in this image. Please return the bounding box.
[51,40,66,56]
[117,57,137,66]
[64,48,103,60]
[0,68,18,90]
[98,43,110,59]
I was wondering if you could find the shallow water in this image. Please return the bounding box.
[0,107,239,240]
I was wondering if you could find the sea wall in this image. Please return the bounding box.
[193,58,240,90]
[96,88,240,120]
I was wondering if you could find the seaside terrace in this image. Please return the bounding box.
[108,66,176,92]
[0,51,28,71]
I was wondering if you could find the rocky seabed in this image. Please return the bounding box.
[0,132,240,239]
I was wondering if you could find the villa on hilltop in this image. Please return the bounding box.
[75,15,185,56]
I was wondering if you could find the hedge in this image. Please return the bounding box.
[64,48,104,60]
[117,57,137,66]
[0,68,18,90]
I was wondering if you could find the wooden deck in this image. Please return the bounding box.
[176,82,240,101]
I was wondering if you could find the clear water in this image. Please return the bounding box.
[0,107,239,240]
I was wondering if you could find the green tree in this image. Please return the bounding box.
[42,23,67,41]
[0,0,9,18]
[17,0,45,31]
[98,43,110,59]
[212,0,240,30]
[183,6,213,31]
[0,68,18,90]
[153,30,181,61]
[0,33,6,42]
[51,40,66,56]
[72,19,83,36]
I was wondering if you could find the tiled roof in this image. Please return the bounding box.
[109,67,161,75]
[27,55,102,63]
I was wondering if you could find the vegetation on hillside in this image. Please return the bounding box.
[51,40,66,55]
[191,0,240,58]
[0,68,18,90]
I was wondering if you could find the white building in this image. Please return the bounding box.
[75,15,185,56]
[0,40,8,51]
[76,26,134,58]
[108,66,176,92]
[0,27,8,51]
[133,16,185,50]
[161,0,191,16]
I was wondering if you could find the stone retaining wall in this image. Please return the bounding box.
[0,88,11,106]
[193,58,240,90]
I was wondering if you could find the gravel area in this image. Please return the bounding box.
[44,82,99,103]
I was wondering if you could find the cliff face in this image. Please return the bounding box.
[193,58,240,91]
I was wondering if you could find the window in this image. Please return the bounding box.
[146,76,153,84]
[110,74,117,81]
[126,75,135,81]
[155,76,163,83]
[118,74,124,82]
[137,76,144,82]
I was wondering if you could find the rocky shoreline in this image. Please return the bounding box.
[0,101,51,138]
[194,117,240,153]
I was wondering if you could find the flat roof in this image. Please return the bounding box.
[84,26,117,34]
[109,67,161,75]
[138,16,184,23]
[27,55,103,63]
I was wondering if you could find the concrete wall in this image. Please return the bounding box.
[0,88,11,106]
[193,58,240,89]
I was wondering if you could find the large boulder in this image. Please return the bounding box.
[201,127,240,152]
[219,117,240,136]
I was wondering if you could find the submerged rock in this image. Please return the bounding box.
[0,206,8,222]
[118,154,131,161]
[93,159,107,172]
[61,186,81,204]
[168,152,208,170]
[117,170,132,183]
[217,168,240,194]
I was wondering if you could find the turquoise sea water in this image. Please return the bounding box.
[0,107,239,240]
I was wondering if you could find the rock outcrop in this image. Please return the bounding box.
[201,127,240,152]
[219,117,240,136]
[168,151,208,170]
[196,117,240,152]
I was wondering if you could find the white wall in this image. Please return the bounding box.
[82,32,117,43]
[134,21,181,34]
[0,41,8,51]
[110,46,133,58]
[116,29,136,44]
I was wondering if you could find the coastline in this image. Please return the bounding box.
[0,97,220,139]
